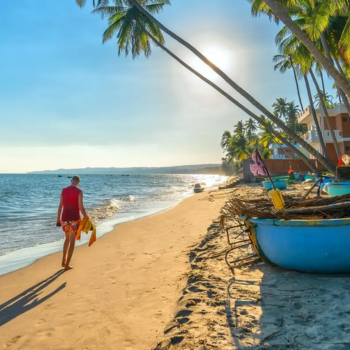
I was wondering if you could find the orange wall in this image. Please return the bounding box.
[337,113,350,137]
[323,117,336,130]
[340,141,350,155]
[264,159,326,174]
[326,143,338,161]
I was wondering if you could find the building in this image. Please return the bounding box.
[298,104,350,161]
[269,143,297,159]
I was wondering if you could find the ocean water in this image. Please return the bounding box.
[0,174,226,276]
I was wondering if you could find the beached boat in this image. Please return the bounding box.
[245,217,350,273]
[262,179,288,191]
[194,184,204,193]
[271,176,291,184]
[327,182,350,196]
[293,172,307,181]
[304,174,316,181]
[320,176,332,190]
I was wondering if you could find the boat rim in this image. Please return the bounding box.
[246,217,350,227]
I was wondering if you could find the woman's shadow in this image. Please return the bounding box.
[0,270,66,327]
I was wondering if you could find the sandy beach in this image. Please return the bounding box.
[155,183,350,350]
[0,189,228,350]
[3,182,350,350]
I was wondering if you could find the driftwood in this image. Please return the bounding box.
[221,194,350,224]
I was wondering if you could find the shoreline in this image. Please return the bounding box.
[0,177,226,278]
[0,188,229,349]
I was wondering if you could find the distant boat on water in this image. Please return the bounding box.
[194,183,204,193]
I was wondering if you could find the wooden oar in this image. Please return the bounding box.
[301,178,321,201]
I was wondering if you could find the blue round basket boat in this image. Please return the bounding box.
[304,175,316,181]
[262,179,288,191]
[246,217,350,273]
[327,182,350,196]
[293,172,307,181]
[320,177,332,190]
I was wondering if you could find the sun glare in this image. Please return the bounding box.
[190,46,232,81]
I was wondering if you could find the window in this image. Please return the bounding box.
[343,117,348,122]
[346,146,350,151]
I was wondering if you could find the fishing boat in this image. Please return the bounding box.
[245,217,350,273]
[262,179,288,191]
[326,182,350,196]
[320,176,332,190]
[271,176,291,184]
[293,172,307,181]
[194,183,204,193]
[304,174,316,181]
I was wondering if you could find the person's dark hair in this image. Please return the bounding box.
[72,175,80,182]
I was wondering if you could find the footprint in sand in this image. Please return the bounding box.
[175,309,193,318]
[37,318,46,325]
[5,336,21,348]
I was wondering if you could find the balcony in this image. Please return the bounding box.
[298,104,348,124]
[302,129,342,143]
[271,154,288,159]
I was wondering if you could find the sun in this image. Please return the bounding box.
[190,46,232,81]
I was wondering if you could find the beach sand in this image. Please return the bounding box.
[0,189,228,350]
[3,182,349,350]
[153,184,350,350]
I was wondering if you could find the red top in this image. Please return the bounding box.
[61,186,82,221]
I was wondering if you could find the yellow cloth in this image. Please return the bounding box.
[77,216,97,247]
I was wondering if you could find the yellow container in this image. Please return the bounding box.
[269,189,285,210]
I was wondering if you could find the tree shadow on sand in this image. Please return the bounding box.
[226,263,350,349]
[0,270,66,327]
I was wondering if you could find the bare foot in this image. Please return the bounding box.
[64,265,73,271]
[61,261,66,267]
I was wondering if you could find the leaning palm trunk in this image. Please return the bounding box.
[304,73,328,158]
[320,35,350,117]
[310,69,341,159]
[334,58,350,116]
[149,35,319,173]
[319,70,326,95]
[261,0,350,98]
[292,63,304,110]
[290,56,304,110]
[130,0,335,173]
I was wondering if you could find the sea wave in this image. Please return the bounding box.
[88,195,135,222]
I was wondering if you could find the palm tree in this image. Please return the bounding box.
[273,54,304,110]
[80,0,330,173]
[310,68,341,158]
[277,24,342,159]
[245,118,258,141]
[277,30,332,159]
[249,0,350,97]
[314,92,335,109]
[281,1,350,117]
[261,147,272,159]
[259,118,282,148]
[220,130,232,151]
[91,0,336,172]
[286,101,301,133]
[230,133,252,162]
[233,120,245,135]
[273,97,289,119]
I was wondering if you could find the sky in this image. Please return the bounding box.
[0,0,336,173]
